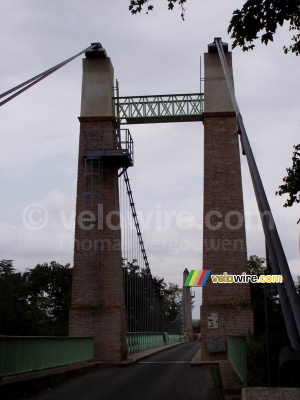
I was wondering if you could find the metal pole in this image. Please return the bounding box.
[200,55,202,94]
[214,37,300,346]
[115,79,122,148]
[264,244,271,386]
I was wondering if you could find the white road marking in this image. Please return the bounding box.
[138,361,190,364]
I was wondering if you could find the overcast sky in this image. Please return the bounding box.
[0,0,299,318]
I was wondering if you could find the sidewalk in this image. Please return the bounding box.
[191,347,243,400]
[126,341,184,362]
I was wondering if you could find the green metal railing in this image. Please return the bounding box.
[114,93,204,124]
[0,336,93,378]
[126,332,181,354]
[227,335,247,387]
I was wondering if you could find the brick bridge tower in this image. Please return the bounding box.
[182,268,194,340]
[69,45,131,362]
[200,41,253,360]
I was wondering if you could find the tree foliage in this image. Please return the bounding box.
[24,262,72,335]
[0,258,182,336]
[129,0,300,55]
[163,282,182,321]
[123,259,182,328]
[228,0,300,55]
[247,255,266,335]
[0,260,31,335]
[0,260,72,336]
[276,144,300,223]
[295,275,300,295]
[248,254,265,276]
[151,277,183,321]
[129,0,186,19]
[0,259,16,275]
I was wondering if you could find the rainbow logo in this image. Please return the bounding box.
[184,270,211,287]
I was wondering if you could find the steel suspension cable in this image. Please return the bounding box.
[123,169,150,270]
[0,43,103,107]
[119,167,182,332]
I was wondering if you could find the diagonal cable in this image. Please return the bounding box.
[214,37,300,349]
[0,43,102,107]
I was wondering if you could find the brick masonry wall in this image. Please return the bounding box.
[69,117,127,362]
[201,114,253,360]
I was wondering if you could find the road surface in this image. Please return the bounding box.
[31,343,218,400]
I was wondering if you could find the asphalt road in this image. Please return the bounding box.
[30,343,218,400]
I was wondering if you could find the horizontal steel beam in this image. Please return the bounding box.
[114,93,204,124]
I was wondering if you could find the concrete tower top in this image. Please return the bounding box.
[80,45,114,118]
[204,39,234,113]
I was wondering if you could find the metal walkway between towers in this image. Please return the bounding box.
[114,92,204,124]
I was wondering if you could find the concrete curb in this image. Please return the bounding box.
[190,347,219,366]
[242,387,300,400]
[95,342,185,366]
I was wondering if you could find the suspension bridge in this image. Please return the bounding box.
[1,38,300,397]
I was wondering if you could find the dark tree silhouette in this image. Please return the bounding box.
[276,144,300,223]
[129,0,300,55]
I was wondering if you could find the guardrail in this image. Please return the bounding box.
[1,333,182,375]
[127,332,181,354]
[227,335,247,386]
[83,128,134,168]
[0,336,93,378]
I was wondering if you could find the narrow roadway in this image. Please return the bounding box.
[31,343,217,400]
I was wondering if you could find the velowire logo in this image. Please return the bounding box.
[184,270,211,287]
